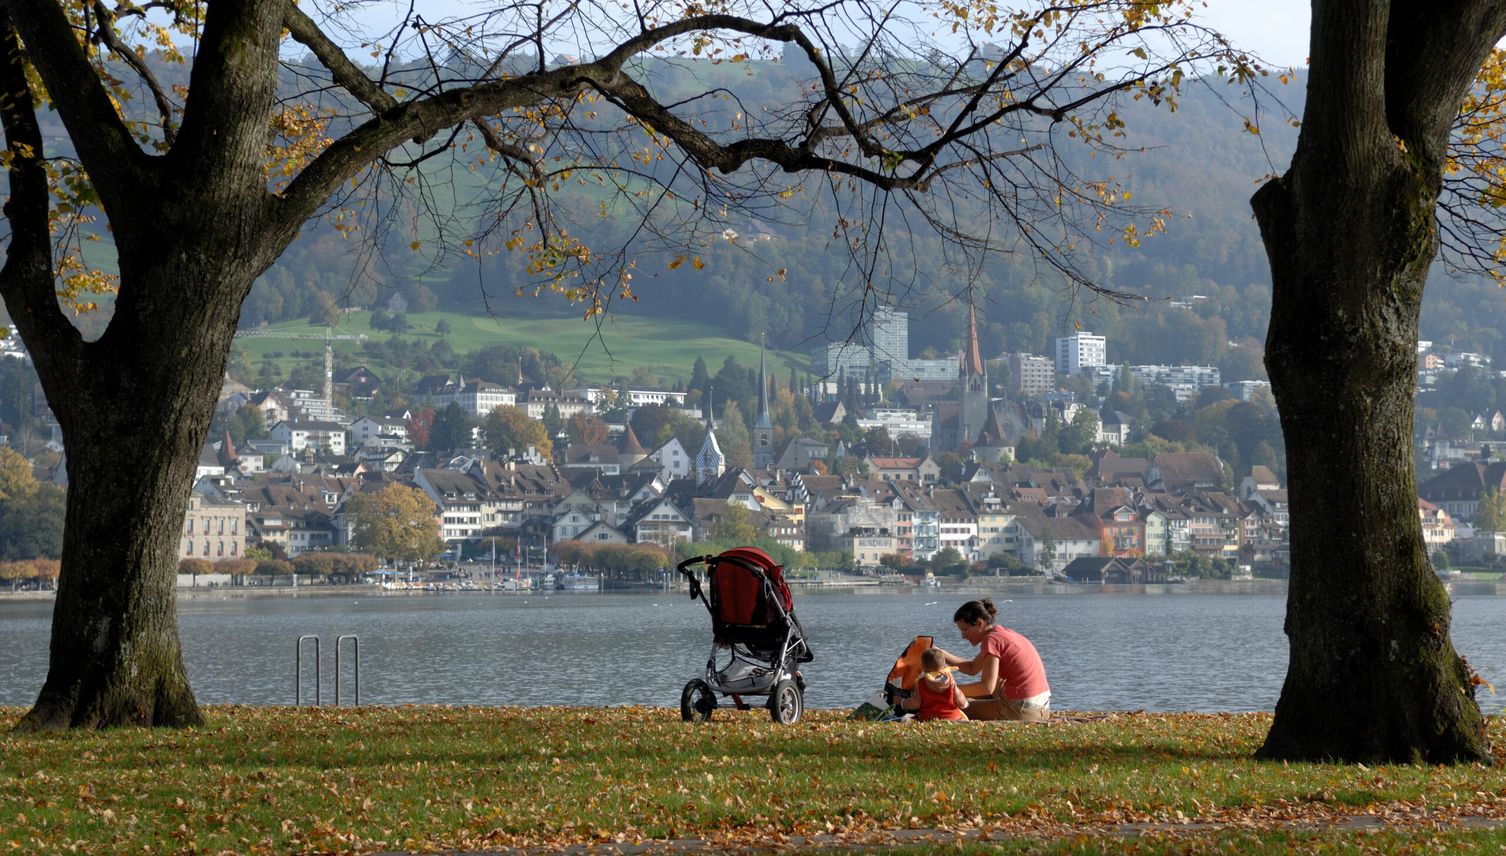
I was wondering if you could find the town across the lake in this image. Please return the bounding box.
[2,308,1500,593]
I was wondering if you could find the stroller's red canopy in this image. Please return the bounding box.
[710,546,794,628]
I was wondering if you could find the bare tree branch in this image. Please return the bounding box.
[88,0,179,146]
[0,14,84,400]
[1,0,151,211]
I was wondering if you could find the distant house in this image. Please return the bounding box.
[335,365,384,400]
[1096,411,1134,447]
[1473,410,1506,434]
[269,420,347,456]
[412,373,461,403]
[1062,556,1163,584]
[349,415,410,448]
[842,527,898,566]
[1088,500,1145,557]
[758,511,806,553]
[413,467,484,543]
[1419,499,1456,548]
[439,379,517,417]
[560,443,622,475]
[247,389,294,429]
[239,476,344,557]
[627,496,693,546]
[1087,451,1149,488]
[647,437,693,479]
[551,488,616,543]
[1012,511,1100,576]
[812,401,847,427]
[575,520,630,545]
[180,492,248,562]
[196,442,227,480]
[929,487,979,560]
[353,446,408,472]
[621,389,688,408]
[519,388,593,420]
[773,436,831,472]
[1239,465,1281,499]
[1147,452,1225,494]
[863,454,942,483]
[1418,461,1506,522]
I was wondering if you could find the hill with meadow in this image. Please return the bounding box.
[232,310,808,392]
[22,52,1506,387]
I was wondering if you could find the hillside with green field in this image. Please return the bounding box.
[232,310,810,389]
[31,52,1506,377]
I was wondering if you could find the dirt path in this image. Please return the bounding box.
[380,808,1506,854]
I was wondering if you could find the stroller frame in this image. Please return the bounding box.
[677,548,813,723]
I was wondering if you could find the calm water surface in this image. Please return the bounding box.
[1,589,1503,713]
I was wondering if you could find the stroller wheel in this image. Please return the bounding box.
[768,678,803,724]
[680,679,716,722]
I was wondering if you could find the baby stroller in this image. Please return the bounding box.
[676,547,813,723]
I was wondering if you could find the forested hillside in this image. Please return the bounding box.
[29,54,1506,375]
[244,53,1307,372]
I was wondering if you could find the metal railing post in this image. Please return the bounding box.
[295,635,321,705]
[335,635,360,705]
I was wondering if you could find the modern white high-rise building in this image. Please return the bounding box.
[871,306,909,368]
[1055,332,1107,376]
[809,306,958,384]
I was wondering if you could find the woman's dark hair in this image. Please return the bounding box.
[953,598,998,625]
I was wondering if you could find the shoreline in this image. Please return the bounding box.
[3,578,1299,601]
[7,577,1504,602]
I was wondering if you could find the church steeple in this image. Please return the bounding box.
[218,430,241,469]
[964,304,985,377]
[754,337,774,470]
[696,385,725,484]
[958,304,990,450]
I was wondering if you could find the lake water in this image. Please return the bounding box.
[1,587,1504,713]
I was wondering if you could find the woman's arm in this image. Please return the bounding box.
[934,646,980,673]
[958,655,1000,698]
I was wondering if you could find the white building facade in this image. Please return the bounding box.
[1055,332,1107,376]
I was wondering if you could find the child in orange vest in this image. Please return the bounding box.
[901,647,969,721]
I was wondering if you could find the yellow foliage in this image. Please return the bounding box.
[1455,48,1506,276]
[264,107,336,191]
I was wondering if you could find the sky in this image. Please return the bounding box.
[1198,0,1311,67]
[344,0,1315,69]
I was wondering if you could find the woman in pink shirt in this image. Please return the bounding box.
[936,598,1051,722]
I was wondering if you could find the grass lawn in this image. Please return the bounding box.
[4,707,1506,853]
[234,310,810,387]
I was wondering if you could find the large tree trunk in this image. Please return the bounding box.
[14,259,255,731]
[0,1,288,730]
[18,438,204,730]
[1255,174,1490,762]
[1249,1,1497,763]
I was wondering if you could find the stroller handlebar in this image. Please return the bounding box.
[676,555,711,574]
[677,555,712,600]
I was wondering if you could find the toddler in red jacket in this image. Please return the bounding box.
[900,647,969,721]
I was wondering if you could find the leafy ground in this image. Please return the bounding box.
[4,707,1506,854]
